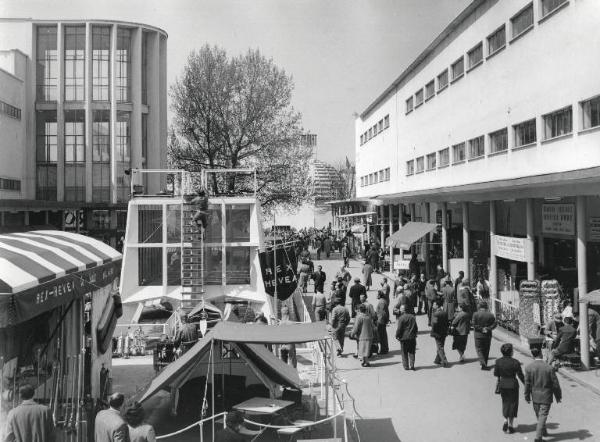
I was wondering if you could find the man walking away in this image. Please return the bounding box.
[425,279,438,326]
[442,279,456,320]
[330,299,351,356]
[472,301,497,370]
[4,384,55,442]
[417,273,427,315]
[396,305,418,370]
[376,291,390,354]
[430,300,449,367]
[349,277,366,318]
[95,392,130,442]
[451,304,471,362]
[312,289,327,321]
[525,347,562,442]
[342,242,351,267]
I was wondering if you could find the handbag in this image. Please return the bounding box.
[494,379,501,395]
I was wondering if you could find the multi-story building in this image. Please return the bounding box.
[0,18,167,248]
[355,0,600,312]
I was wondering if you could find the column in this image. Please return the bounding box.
[424,202,431,278]
[462,202,470,280]
[410,203,416,223]
[441,202,448,272]
[389,205,394,271]
[490,201,497,313]
[379,206,385,248]
[526,198,535,280]
[397,204,403,230]
[577,195,589,369]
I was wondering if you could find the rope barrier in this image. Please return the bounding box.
[242,409,346,429]
[155,411,227,439]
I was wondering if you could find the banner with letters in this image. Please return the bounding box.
[542,204,575,235]
[258,247,298,301]
[492,234,529,262]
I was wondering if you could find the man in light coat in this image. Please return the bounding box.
[95,392,130,442]
[4,384,55,442]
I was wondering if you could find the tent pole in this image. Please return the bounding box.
[211,341,215,442]
[324,340,328,419]
[331,340,337,438]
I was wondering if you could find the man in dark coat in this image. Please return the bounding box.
[175,315,200,353]
[524,347,562,442]
[425,279,438,326]
[430,300,449,367]
[441,279,456,320]
[548,316,577,365]
[396,305,418,370]
[311,265,327,293]
[376,291,390,354]
[349,277,366,318]
[472,301,497,369]
[4,384,55,442]
[330,300,351,355]
[589,307,600,358]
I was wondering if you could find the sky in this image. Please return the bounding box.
[1,0,471,165]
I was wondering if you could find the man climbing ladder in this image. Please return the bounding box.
[191,189,209,233]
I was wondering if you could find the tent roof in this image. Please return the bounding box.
[580,289,600,305]
[210,320,330,344]
[385,222,438,249]
[188,301,223,318]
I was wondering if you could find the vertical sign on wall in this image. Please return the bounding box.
[542,204,575,235]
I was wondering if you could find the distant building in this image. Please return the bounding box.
[0,18,168,248]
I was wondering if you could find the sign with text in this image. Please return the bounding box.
[258,247,298,300]
[542,204,575,236]
[492,234,528,262]
[590,217,600,241]
[393,256,410,270]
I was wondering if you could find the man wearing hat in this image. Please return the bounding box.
[349,277,366,318]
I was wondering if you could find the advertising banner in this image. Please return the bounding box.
[492,234,528,262]
[258,247,298,300]
[542,204,575,235]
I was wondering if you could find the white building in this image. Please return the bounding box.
[355,0,600,308]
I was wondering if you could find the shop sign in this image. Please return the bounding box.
[492,234,527,262]
[351,224,365,233]
[542,204,574,236]
[590,217,600,241]
[394,256,409,270]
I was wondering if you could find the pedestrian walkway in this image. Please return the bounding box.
[314,257,600,442]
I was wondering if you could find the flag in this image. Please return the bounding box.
[258,246,298,300]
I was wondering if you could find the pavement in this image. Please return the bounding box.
[315,255,600,442]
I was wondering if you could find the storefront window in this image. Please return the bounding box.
[204,246,222,285]
[226,205,250,242]
[139,247,162,286]
[138,205,162,243]
[226,247,251,284]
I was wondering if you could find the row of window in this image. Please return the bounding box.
[36,25,146,104]
[406,95,600,176]
[405,0,567,115]
[0,100,21,120]
[360,168,390,187]
[0,178,21,191]
[359,115,390,146]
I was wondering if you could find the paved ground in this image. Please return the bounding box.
[316,256,600,442]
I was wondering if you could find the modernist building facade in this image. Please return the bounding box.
[355,0,600,304]
[0,19,167,248]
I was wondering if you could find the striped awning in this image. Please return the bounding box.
[0,230,122,327]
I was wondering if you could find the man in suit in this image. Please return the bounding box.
[548,316,577,365]
[330,299,351,356]
[472,301,497,370]
[441,279,456,320]
[349,277,366,318]
[396,305,418,370]
[376,291,390,354]
[95,392,130,442]
[425,279,438,326]
[4,384,55,442]
[524,347,562,442]
[430,300,449,367]
[311,265,327,294]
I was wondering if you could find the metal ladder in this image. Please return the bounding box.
[180,203,204,311]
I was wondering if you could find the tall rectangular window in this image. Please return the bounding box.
[64,26,85,101]
[116,28,132,102]
[487,26,506,55]
[226,247,251,284]
[541,0,568,18]
[384,115,390,128]
[438,148,450,167]
[489,128,508,154]
[64,110,86,201]
[543,106,572,139]
[514,119,537,147]
[406,96,414,113]
[425,80,435,100]
[511,3,534,38]
[116,111,131,202]
[451,57,464,81]
[581,96,600,130]
[92,26,111,101]
[452,142,466,163]
[36,26,58,101]
[385,168,390,181]
[437,69,448,91]
[426,153,437,170]
[141,32,149,105]
[416,156,424,173]
[415,89,424,107]
[36,111,58,200]
[92,110,110,202]
[142,113,148,163]
[468,136,485,159]
[467,43,483,69]
[406,160,414,176]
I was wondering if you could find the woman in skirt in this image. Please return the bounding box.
[351,304,374,367]
[450,303,471,362]
[494,343,525,434]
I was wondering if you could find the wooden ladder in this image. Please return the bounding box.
[180,203,204,311]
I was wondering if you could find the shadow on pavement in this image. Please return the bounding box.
[355,417,402,442]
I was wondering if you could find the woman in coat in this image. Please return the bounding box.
[125,402,156,442]
[450,303,471,362]
[362,262,373,290]
[351,304,374,367]
[493,343,524,434]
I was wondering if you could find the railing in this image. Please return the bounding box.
[156,411,227,441]
[113,322,169,337]
[493,298,520,334]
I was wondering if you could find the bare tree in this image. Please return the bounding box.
[168,45,313,213]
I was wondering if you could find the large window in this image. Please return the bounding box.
[513,119,537,147]
[487,26,506,56]
[438,148,450,167]
[92,26,111,101]
[226,247,251,284]
[384,115,390,128]
[467,43,483,69]
[166,247,181,286]
[92,110,110,202]
[406,97,414,114]
[437,69,448,91]
[452,143,466,163]
[36,110,57,200]
[543,106,572,139]
[426,153,436,170]
[451,57,464,81]
[64,110,85,201]
[541,0,568,18]
[581,96,600,130]
[64,26,85,101]
[36,26,58,101]
[468,136,485,159]
[116,28,132,102]
[406,160,414,176]
[138,205,162,243]
[416,156,424,173]
[167,204,182,243]
[425,80,435,100]
[511,3,534,38]
[141,32,149,105]
[138,248,162,286]
[415,89,424,107]
[116,111,131,202]
[204,246,223,285]
[489,128,508,154]
[226,205,251,242]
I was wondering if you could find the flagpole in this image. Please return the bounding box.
[274,212,278,323]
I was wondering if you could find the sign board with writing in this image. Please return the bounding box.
[542,204,575,236]
[393,256,410,270]
[492,234,528,262]
[590,217,600,242]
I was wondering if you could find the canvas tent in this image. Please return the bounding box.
[385,221,438,250]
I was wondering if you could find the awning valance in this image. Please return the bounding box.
[385,222,438,249]
[0,230,122,327]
